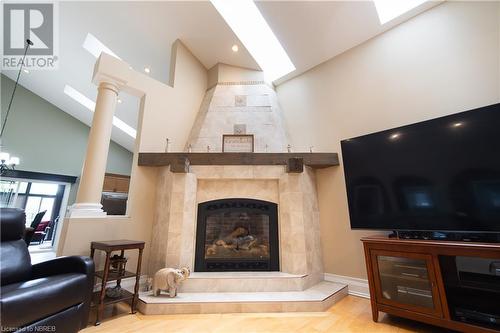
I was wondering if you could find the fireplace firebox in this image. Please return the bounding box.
[195,198,279,272]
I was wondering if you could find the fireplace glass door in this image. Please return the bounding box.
[195,199,279,272]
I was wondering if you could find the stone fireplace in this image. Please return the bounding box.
[146,65,327,294]
[148,165,325,291]
[195,198,279,272]
[85,58,346,314]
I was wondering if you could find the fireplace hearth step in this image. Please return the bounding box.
[138,281,348,314]
[188,272,306,279]
[179,272,310,293]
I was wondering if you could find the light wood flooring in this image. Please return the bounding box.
[82,296,452,333]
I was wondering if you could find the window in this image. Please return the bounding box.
[373,0,427,24]
[0,180,28,207]
[25,196,42,222]
[29,182,59,195]
[1,172,74,248]
[210,0,295,82]
[18,182,28,193]
[16,182,64,229]
[25,196,55,224]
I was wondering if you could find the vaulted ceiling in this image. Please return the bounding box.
[2,1,441,151]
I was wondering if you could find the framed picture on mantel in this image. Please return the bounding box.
[222,134,254,153]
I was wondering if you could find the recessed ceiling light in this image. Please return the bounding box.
[211,0,295,82]
[144,67,151,74]
[232,44,239,52]
[389,133,401,140]
[452,122,463,128]
[64,84,136,138]
[117,98,122,104]
[82,33,121,59]
[23,69,29,74]
[373,0,427,25]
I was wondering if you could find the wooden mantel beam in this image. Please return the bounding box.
[138,153,339,171]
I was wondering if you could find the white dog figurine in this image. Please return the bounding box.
[152,267,190,297]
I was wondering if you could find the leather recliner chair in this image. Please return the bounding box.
[0,208,94,332]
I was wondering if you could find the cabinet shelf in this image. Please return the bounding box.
[458,272,500,293]
[94,270,136,282]
[91,290,134,307]
[379,272,430,284]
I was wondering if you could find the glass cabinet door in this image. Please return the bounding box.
[372,251,443,317]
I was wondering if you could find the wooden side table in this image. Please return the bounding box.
[90,239,145,325]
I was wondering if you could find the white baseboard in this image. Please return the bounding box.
[324,273,370,299]
[93,275,148,292]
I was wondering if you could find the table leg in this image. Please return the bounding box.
[372,307,379,322]
[96,251,111,326]
[116,250,124,289]
[131,248,143,314]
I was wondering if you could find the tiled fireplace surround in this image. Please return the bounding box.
[148,165,324,292]
[145,66,330,299]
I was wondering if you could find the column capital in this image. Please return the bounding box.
[98,81,120,95]
[92,53,131,91]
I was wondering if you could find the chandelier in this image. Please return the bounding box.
[0,152,20,176]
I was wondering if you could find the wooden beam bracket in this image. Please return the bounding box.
[286,157,304,173]
[170,157,190,173]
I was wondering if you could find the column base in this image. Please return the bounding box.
[68,203,107,218]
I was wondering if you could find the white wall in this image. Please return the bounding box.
[276,1,500,278]
[207,63,265,89]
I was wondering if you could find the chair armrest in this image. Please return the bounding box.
[31,256,94,279]
[24,227,35,246]
[31,256,95,330]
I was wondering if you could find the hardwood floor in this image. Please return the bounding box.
[82,296,452,332]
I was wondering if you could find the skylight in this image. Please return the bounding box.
[64,85,95,111]
[111,117,136,139]
[82,33,121,59]
[64,85,136,138]
[211,0,295,82]
[373,0,427,24]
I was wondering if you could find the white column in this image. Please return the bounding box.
[69,81,119,217]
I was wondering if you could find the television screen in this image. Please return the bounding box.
[341,103,500,232]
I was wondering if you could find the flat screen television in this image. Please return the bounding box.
[341,103,500,234]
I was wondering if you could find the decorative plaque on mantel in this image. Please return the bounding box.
[222,134,254,153]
